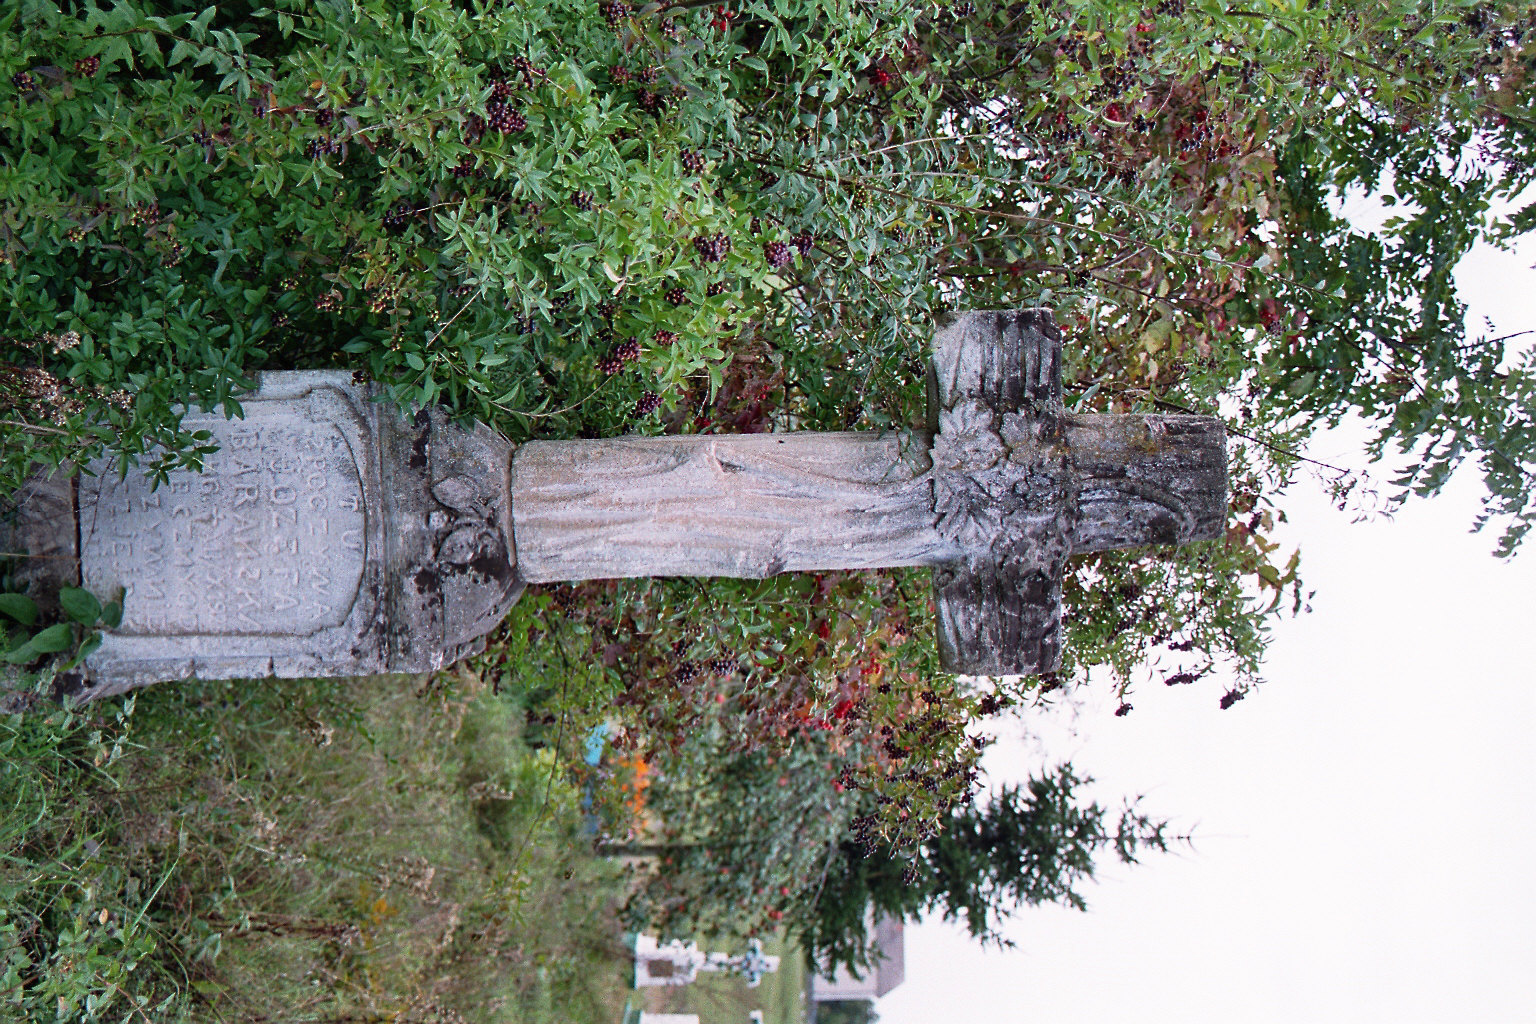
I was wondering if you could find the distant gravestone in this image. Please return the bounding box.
[2,310,1227,699]
[631,934,780,989]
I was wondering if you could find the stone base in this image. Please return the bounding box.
[2,372,523,700]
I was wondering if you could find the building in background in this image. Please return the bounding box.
[808,915,905,1004]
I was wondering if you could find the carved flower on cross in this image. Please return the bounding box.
[931,400,1011,553]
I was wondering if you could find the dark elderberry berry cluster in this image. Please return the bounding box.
[11,71,34,93]
[127,201,161,227]
[632,390,662,418]
[664,286,687,307]
[600,1,632,28]
[306,135,343,159]
[763,241,792,269]
[706,280,730,297]
[381,199,414,234]
[487,100,526,134]
[849,813,880,853]
[637,89,668,116]
[598,336,641,375]
[75,56,99,77]
[693,232,732,262]
[1177,113,1215,154]
[1043,113,1086,147]
[791,231,814,257]
[679,149,705,174]
[570,190,595,211]
[652,330,678,346]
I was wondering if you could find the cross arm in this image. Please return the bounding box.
[928,310,1227,676]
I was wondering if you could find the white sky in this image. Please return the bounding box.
[876,206,1536,1021]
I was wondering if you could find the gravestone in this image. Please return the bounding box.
[1,310,1226,699]
[632,934,780,989]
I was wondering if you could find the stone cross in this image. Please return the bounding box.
[632,934,780,989]
[1,310,1225,699]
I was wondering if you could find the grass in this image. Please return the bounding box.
[2,664,638,1023]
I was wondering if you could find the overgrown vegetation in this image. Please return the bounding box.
[2,636,632,1022]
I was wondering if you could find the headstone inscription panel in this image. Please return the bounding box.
[81,384,370,638]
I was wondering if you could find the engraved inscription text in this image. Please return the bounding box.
[80,416,367,636]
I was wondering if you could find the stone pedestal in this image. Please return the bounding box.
[1,372,523,699]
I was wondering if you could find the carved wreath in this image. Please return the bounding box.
[931,399,1075,567]
[430,474,506,569]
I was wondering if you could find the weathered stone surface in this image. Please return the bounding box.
[512,431,953,582]
[2,309,1229,696]
[926,309,1226,677]
[2,372,522,699]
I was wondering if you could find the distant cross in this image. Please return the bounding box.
[4,310,1226,695]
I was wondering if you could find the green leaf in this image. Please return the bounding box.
[29,623,74,655]
[71,631,104,665]
[58,588,102,626]
[3,640,37,664]
[101,601,124,629]
[0,594,38,626]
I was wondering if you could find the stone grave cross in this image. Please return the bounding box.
[2,310,1225,699]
